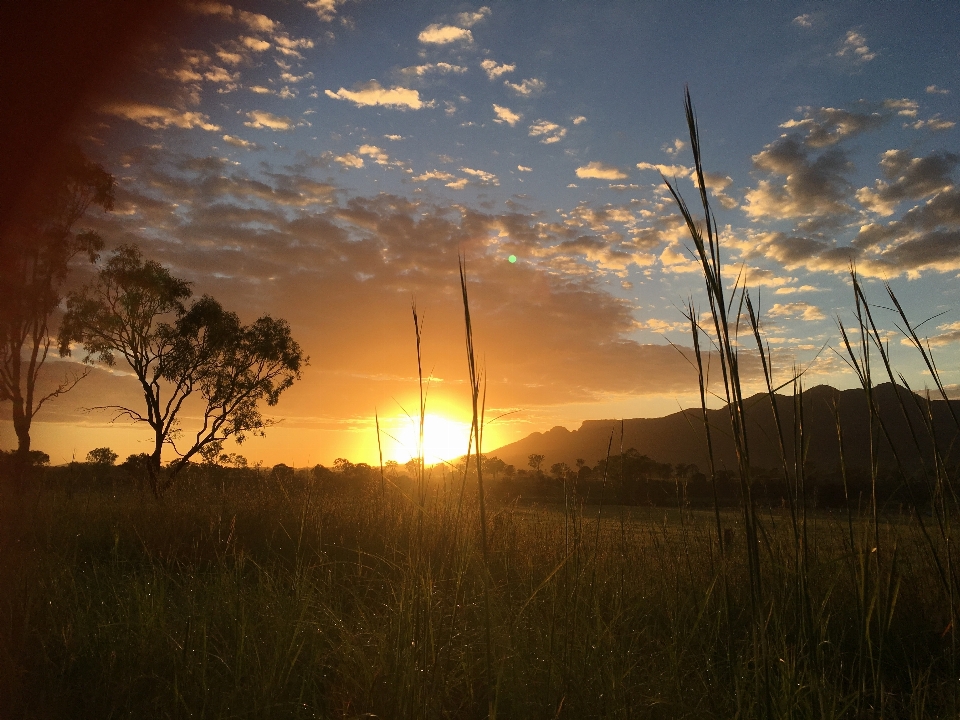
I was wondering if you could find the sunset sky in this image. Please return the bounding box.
[4,1,960,468]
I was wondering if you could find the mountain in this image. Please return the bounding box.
[487,384,960,474]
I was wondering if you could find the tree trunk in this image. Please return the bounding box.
[11,394,31,494]
[147,430,167,499]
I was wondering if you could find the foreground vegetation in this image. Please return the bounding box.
[0,466,956,719]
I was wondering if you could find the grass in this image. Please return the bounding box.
[3,90,960,718]
[1,475,957,719]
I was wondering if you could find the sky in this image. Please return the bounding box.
[4,1,960,468]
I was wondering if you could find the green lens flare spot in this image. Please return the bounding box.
[508,255,517,263]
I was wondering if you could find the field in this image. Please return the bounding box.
[1,466,957,719]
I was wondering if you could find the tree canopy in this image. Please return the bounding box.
[0,143,113,486]
[59,244,306,498]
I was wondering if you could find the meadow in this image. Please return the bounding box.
[0,463,957,720]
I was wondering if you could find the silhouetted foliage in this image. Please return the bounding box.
[86,447,118,466]
[0,144,113,489]
[58,244,306,499]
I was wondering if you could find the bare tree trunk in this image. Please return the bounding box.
[11,393,32,494]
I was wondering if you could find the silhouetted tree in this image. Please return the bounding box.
[527,453,545,474]
[482,455,507,481]
[86,447,118,466]
[0,144,113,489]
[59,245,306,498]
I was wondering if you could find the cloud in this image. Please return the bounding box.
[505,78,545,96]
[325,80,425,110]
[743,135,854,220]
[837,30,876,63]
[358,144,392,165]
[101,102,220,131]
[792,14,813,28]
[529,119,566,144]
[927,85,950,95]
[921,321,960,347]
[411,170,456,182]
[492,104,521,126]
[222,134,260,150]
[883,98,919,117]
[576,162,627,180]
[636,162,693,179]
[384,134,404,141]
[456,7,491,27]
[768,302,826,321]
[243,36,271,51]
[908,115,956,131]
[662,139,685,156]
[305,0,347,22]
[461,167,499,185]
[418,24,473,44]
[572,116,587,125]
[400,62,467,78]
[244,109,295,130]
[274,34,315,59]
[238,10,276,33]
[333,153,363,168]
[517,165,532,172]
[445,178,468,190]
[481,59,515,80]
[856,149,958,216]
[780,106,887,147]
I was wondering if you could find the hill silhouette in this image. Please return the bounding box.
[488,383,960,474]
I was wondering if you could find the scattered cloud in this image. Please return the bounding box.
[636,162,692,179]
[908,115,956,131]
[517,165,532,172]
[492,104,521,126]
[334,153,364,168]
[505,77,545,96]
[836,30,876,63]
[927,85,950,95]
[237,10,276,33]
[384,134,404,141]
[528,119,566,144]
[662,139,685,156]
[576,162,627,180]
[883,98,919,117]
[400,62,467,78]
[768,302,826,321]
[304,0,347,22]
[325,80,425,110]
[743,135,854,220]
[857,149,958,216]
[921,321,960,347]
[792,14,813,28]
[446,177,468,190]
[243,36,270,52]
[358,145,392,166]
[461,167,499,185]
[222,134,259,150]
[411,170,456,182]
[101,101,220,131]
[780,105,887,147]
[418,24,473,45]
[572,116,587,125]
[481,59,515,80]
[456,7,491,27]
[244,109,296,130]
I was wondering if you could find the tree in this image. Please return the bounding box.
[482,455,507,481]
[527,453,545,474]
[86,447,118,466]
[0,144,113,487]
[550,461,571,479]
[58,245,306,498]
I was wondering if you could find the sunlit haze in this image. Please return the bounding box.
[3,2,960,468]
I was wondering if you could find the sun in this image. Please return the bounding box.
[391,413,473,464]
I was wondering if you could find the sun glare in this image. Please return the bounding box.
[390,413,473,464]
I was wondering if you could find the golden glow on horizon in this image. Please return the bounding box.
[388,413,473,464]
